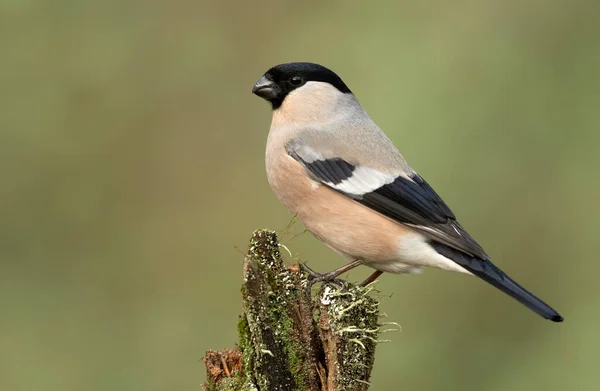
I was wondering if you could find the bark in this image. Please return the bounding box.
[203,230,385,391]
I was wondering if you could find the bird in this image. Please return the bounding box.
[252,62,563,322]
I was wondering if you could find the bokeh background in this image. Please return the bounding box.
[1,0,599,390]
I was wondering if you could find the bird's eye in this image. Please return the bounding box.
[289,75,303,86]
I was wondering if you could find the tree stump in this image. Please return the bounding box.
[203,230,387,391]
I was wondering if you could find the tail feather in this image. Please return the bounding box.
[429,241,563,322]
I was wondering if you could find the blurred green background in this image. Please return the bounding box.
[1,0,598,390]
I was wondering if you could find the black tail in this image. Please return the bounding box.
[430,241,563,322]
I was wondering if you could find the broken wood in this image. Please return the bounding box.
[203,229,390,391]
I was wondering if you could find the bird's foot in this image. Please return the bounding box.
[358,270,384,287]
[299,263,345,287]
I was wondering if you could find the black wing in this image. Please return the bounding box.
[290,151,489,260]
[289,151,566,321]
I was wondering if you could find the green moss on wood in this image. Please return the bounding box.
[203,229,387,391]
[241,229,320,391]
[236,314,254,387]
[318,282,381,390]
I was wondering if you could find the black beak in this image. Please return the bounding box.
[252,76,278,100]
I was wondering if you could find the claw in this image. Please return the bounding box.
[300,263,346,287]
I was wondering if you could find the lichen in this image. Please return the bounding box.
[204,229,391,391]
[241,229,319,391]
[319,281,382,390]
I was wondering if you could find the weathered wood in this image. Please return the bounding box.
[318,283,380,390]
[203,230,383,391]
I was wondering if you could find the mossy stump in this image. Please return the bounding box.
[203,230,382,391]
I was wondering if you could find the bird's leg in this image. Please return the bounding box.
[300,259,364,286]
[359,270,384,287]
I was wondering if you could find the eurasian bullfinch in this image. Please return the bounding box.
[253,62,563,322]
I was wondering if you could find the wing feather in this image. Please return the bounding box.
[288,143,489,260]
